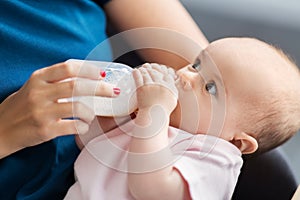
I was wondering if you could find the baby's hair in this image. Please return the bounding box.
[236,44,300,155]
[241,90,300,155]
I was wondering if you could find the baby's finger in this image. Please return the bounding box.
[164,75,179,98]
[167,67,177,79]
[150,63,177,80]
[132,69,143,88]
[150,63,167,74]
[141,63,152,69]
[148,68,164,82]
[164,74,177,87]
[139,67,153,84]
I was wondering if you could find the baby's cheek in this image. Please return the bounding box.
[197,96,213,133]
[174,89,202,133]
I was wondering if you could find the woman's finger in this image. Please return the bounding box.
[51,102,95,124]
[70,78,117,97]
[48,78,118,100]
[54,119,90,136]
[37,60,104,83]
[95,80,120,97]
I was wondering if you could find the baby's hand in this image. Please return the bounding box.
[132,63,178,115]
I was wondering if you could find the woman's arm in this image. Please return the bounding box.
[128,64,190,200]
[104,0,209,69]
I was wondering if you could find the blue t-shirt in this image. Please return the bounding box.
[0,0,111,199]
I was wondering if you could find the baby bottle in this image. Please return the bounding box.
[73,60,137,117]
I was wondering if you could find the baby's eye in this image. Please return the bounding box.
[205,82,217,95]
[192,58,201,71]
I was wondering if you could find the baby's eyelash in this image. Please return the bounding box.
[192,58,201,71]
[205,82,217,95]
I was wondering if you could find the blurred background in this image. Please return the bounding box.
[180,0,300,182]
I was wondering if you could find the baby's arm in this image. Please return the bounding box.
[128,64,191,200]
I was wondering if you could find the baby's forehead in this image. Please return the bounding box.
[200,38,299,93]
[203,38,292,75]
[204,38,272,58]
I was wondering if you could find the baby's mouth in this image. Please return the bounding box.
[175,77,182,89]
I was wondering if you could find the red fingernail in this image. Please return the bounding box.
[100,71,106,78]
[113,87,121,95]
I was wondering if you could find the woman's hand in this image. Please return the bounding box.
[133,63,178,116]
[0,60,117,158]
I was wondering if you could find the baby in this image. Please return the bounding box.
[65,37,300,200]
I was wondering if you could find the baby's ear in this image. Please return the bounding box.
[231,132,258,154]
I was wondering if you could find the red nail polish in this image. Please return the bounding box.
[113,87,121,95]
[100,71,106,78]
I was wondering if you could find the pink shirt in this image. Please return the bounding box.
[65,121,243,200]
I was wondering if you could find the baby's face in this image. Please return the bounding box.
[170,37,289,140]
